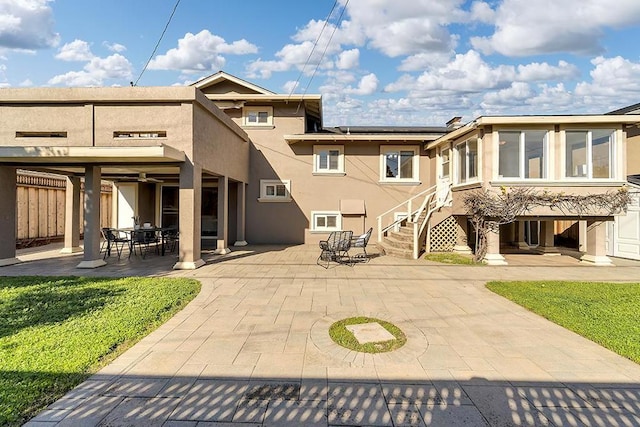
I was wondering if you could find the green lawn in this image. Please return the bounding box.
[0,276,201,426]
[486,281,640,364]
[424,252,480,265]
[329,316,407,353]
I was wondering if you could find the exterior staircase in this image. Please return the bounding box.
[376,184,452,259]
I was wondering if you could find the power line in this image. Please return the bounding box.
[287,0,339,99]
[133,0,181,86]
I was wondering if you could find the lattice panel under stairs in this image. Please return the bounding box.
[429,215,457,252]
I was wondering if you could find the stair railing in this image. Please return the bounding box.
[376,185,437,243]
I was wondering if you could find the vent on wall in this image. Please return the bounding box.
[16,131,67,138]
[113,131,167,138]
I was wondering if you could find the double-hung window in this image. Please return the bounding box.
[313,145,344,174]
[311,211,341,232]
[380,146,419,183]
[454,139,478,184]
[565,129,615,179]
[259,179,291,202]
[243,106,273,127]
[498,130,547,179]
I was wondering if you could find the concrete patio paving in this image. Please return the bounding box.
[10,244,640,426]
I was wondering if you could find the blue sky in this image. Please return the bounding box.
[1,0,640,127]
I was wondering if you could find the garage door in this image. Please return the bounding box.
[609,190,640,260]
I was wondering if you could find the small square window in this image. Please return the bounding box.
[259,179,291,202]
[311,211,341,232]
[244,106,273,127]
[313,145,345,174]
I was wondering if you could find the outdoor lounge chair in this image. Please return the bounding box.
[350,227,373,262]
[317,230,353,268]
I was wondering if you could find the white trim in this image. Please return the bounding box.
[454,138,480,185]
[243,106,273,127]
[259,179,291,202]
[380,145,420,183]
[311,211,342,232]
[313,145,344,174]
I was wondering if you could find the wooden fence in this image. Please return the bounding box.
[16,171,112,248]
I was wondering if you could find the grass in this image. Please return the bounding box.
[425,252,480,265]
[0,276,201,426]
[486,281,640,364]
[329,316,406,353]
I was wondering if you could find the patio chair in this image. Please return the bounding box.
[101,228,129,260]
[317,230,353,268]
[130,229,159,259]
[164,228,179,253]
[350,227,373,262]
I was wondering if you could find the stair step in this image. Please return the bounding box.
[377,242,414,259]
[382,235,413,250]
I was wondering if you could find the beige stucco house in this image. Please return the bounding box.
[0,71,639,268]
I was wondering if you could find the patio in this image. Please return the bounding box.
[11,244,640,426]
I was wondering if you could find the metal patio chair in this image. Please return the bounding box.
[101,227,130,259]
[317,230,353,268]
[350,227,373,262]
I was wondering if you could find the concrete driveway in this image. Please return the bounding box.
[13,244,640,426]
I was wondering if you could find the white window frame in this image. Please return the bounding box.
[380,145,420,184]
[258,179,291,202]
[313,145,345,175]
[439,146,451,180]
[311,211,342,232]
[454,138,480,185]
[564,129,616,180]
[496,130,548,180]
[243,106,273,127]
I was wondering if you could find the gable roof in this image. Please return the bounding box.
[191,71,275,95]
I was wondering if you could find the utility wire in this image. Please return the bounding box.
[287,0,339,99]
[134,0,181,86]
[294,0,349,114]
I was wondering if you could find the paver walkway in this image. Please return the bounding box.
[11,244,640,426]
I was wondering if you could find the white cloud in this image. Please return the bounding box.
[283,80,299,94]
[344,73,379,95]
[472,0,640,56]
[574,56,640,110]
[19,78,32,86]
[336,48,359,69]
[386,50,516,95]
[516,61,580,82]
[48,53,133,86]
[398,52,454,71]
[103,41,126,53]
[55,39,94,61]
[148,30,258,73]
[0,0,59,50]
[469,1,495,24]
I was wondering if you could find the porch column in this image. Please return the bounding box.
[580,220,613,266]
[174,160,204,269]
[61,176,82,254]
[578,220,587,252]
[536,220,560,255]
[77,166,106,268]
[515,221,529,249]
[0,167,19,266]
[452,216,472,254]
[215,175,230,254]
[483,221,507,265]
[234,181,247,246]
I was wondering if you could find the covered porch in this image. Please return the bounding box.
[0,145,248,270]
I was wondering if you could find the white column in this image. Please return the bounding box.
[77,166,106,268]
[482,221,507,265]
[580,220,613,266]
[535,220,560,255]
